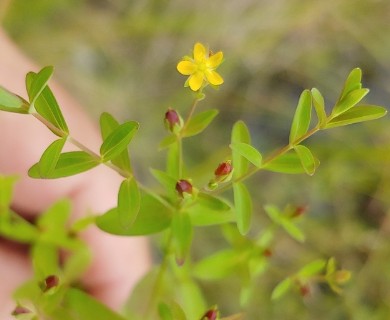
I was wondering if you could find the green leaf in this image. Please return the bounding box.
[289,89,312,144]
[293,145,317,176]
[26,72,69,135]
[63,244,91,283]
[339,68,362,101]
[264,205,283,224]
[298,259,327,277]
[31,242,59,279]
[63,288,126,320]
[264,151,317,174]
[280,219,305,243]
[158,301,187,320]
[230,142,262,168]
[27,66,54,105]
[271,277,292,300]
[326,105,387,128]
[100,121,139,162]
[118,178,141,228]
[193,249,239,280]
[0,86,29,113]
[311,88,327,128]
[0,175,18,214]
[0,212,39,243]
[29,151,100,179]
[37,199,71,233]
[159,134,178,150]
[188,203,235,226]
[197,193,231,211]
[182,109,219,137]
[233,182,252,235]
[37,138,66,178]
[231,121,251,178]
[99,112,132,172]
[331,88,369,118]
[150,168,177,198]
[96,192,171,235]
[172,212,193,265]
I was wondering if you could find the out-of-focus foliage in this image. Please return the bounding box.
[2,0,390,319]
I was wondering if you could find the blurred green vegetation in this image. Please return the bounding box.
[2,0,390,319]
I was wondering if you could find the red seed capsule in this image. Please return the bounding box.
[44,275,59,291]
[164,108,182,132]
[201,307,218,320]
[12,306,31,316]
[214,160,233,177]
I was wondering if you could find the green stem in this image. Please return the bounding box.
[212,125,321,194]
[144,234,173,319]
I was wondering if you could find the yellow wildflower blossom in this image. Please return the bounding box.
[177,42,224,91]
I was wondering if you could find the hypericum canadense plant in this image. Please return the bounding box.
[0,42,387,319]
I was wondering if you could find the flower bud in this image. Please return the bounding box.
[164,108,183,134]
[12,306,32,316]
[291,205,307,218]
[201,306,219,320]
[43,275,59,292]
[214,160,233,177]
[299,284,310,297]
[176,179,193,198]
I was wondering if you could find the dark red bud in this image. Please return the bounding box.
[292,206,307,218]
[214,160,232,177]
[44,275,59,291]
[165,108,181,130]
[176,179,193,198]
[299,285,310,297]
[12,306,31,316]
[263,249,272,257]
[201,308,218,320]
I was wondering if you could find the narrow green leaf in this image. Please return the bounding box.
[37,138,66,178]
[264,152,311,174]
[280,219,305,243]
[0,86,29,113]
[264,205,283,224]
[293,145,317,176]
[99,112,132,172]
[289,90,312,144]
[188,203,235,226]
[326,105,387,128]
[63,244,91,283]
[29,151,100,179]
[298,259,327,277]
[172,212,193,265]
[193,249,239,280]
[118,178,140,228]
[100,121,139,162]
[31,242,59,279]
[271,277,292,300]
[331,88,369,118]
[159,134,178,150]
[27,66,54,104]
[311,88,327,128]
[339,68,362,101]
[150,169,177,194]
[230,142,262,168]
[0,175,18,214]
[197,193,231,211]
[63,288,126,320]
[0,212,39,243]
[96,192,171,235]
[37,199,71,232]
[182,109,219,137]
[158,301,187,320]
[233,182,252,235]
[26,72,69,135]
[231,121,251,178]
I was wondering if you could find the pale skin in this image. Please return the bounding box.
[0,28,151,316]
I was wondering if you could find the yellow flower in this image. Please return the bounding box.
[177,42,224,91]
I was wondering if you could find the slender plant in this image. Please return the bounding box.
[0,42,387,319]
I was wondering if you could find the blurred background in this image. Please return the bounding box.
[2,0,390,319]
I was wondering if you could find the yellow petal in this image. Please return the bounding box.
[208,51,223,68]
[189,72,204,91]
[193,43,206,62]
[177,60,196,75]
[205,70,224,86]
